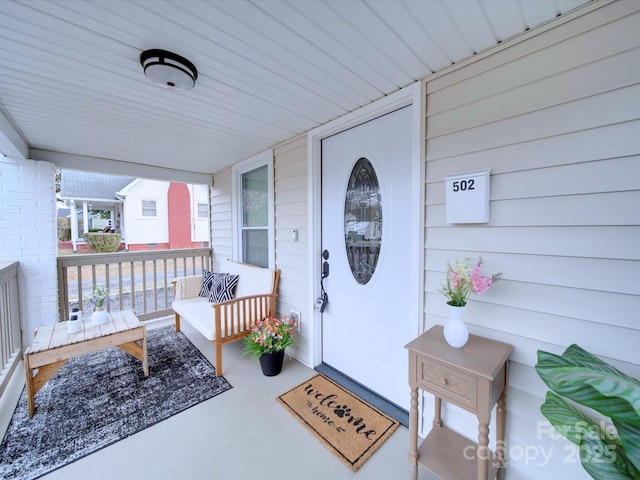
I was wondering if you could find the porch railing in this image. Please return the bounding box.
[57,248,212,322]
[0,261,21,398]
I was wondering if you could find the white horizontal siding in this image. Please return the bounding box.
[426,226,639,259]
[209,136,309,358]
[428,83,640,160]
[426,120,640,183]
[274,134,308,362]
[428,157,640,205]
[210,168,232,269]
[423,3,640,479]
[428,190,640,226]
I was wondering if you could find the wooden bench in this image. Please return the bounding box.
[171,259,279,377]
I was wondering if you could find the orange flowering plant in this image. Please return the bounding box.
[242,316,297,359]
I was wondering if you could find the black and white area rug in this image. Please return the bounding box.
[0,325,232,480]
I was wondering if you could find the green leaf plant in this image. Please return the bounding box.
[535,345,640,479]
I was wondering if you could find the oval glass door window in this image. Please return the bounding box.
[344,158,382,284]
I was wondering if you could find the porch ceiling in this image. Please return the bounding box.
[0,0,591,179]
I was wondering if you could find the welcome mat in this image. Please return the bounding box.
[0,326,232,480]
[277,374,399,472]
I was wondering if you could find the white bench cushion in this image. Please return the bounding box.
[173,297,217,340]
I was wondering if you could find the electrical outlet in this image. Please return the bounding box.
[290,310,301,333]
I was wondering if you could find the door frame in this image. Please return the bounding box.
[306,80,426,369]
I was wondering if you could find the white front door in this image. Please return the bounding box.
[321,106,413,409]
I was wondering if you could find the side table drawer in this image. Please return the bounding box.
[417,358,477,410]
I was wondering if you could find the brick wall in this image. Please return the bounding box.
[0,156,58,349]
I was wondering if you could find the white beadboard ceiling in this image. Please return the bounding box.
[0,0,592,179]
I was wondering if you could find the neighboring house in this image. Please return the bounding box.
[58,170,209,252]
[1,3,639,480]
[117,178,210,251]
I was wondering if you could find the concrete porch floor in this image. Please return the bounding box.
[0,318,435,480]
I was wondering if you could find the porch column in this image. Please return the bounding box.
[82,201,89,234]
[70,202,78,251]
[117,204,127,250]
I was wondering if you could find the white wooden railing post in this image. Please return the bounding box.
[0,261,21,398]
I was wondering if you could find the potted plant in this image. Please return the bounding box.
[89,285,110,325]
[242,316,297,376]
[536,345,640,479]
[437,257,501,347]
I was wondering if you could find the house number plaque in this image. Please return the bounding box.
[445,169,491,224]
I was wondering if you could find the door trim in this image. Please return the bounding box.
[306,81,426,369]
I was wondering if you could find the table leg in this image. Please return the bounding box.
[142,327,148,376]
[24,354,35,418]
[496,389,507,469]
[409,386,419,480]
[433,396,443,428]
[24,357,66,418]
[478,421,490,480]
[118,339,149,376]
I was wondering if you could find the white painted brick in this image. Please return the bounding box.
[2,198,25,207]
[0,164,19,174]
[3,213,23,222]
[0,156,59,349]
[0,206,21,214]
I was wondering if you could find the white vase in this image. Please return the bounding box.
[92,308,109,325]
[444,305,469,348]
[67,309,83,334]
[67,318,82,334]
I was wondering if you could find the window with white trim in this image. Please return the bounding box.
[232,150,274,268]
[141,199,157,217]
[197,203,208,219]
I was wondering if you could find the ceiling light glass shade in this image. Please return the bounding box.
[140,49,198,91]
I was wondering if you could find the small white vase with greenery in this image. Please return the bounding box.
[89,285,110,325]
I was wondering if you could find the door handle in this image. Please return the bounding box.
[321,249,329,278]
[316,249,329,312]
[322,260,329,278]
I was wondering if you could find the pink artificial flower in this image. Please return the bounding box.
[470,264,493,295]
[449,271,463,291]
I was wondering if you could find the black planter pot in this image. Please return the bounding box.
[259,350,285,376]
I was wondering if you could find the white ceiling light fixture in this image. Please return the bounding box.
[140,49,198,91]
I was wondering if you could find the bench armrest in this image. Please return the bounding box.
[211,293,277,341]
